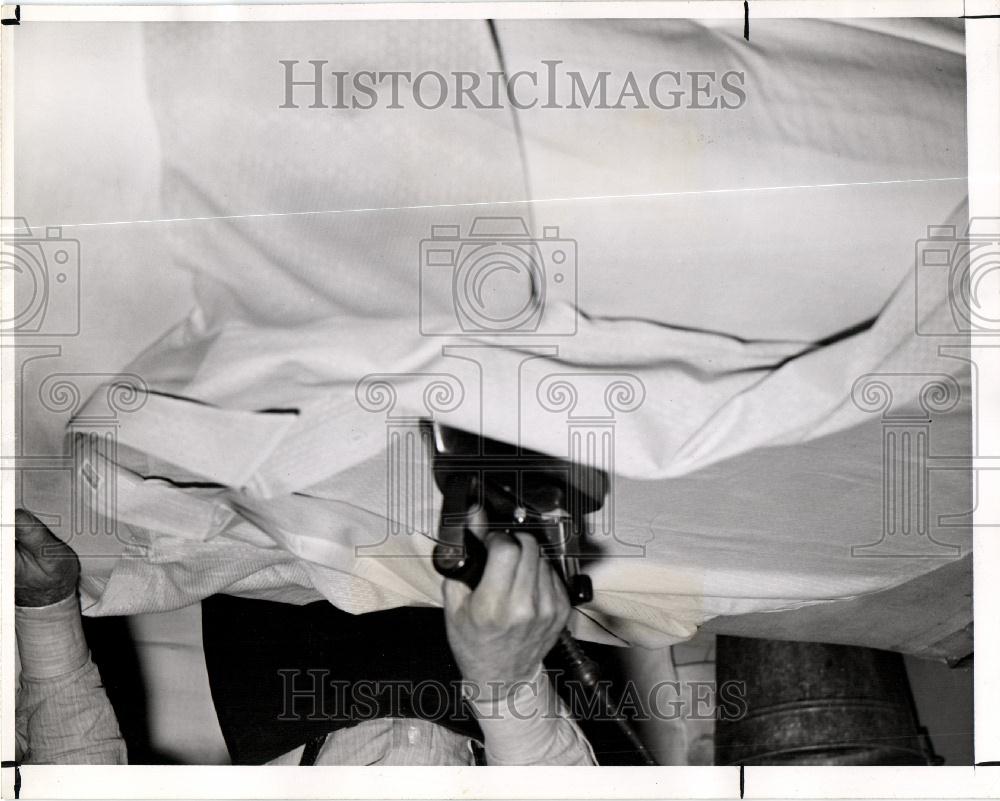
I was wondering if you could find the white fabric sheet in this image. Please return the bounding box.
[72,19,971,647]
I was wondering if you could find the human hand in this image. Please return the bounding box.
[443,531,571,700]
[14,509,80,607]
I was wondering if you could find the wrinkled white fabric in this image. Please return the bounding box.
[74,19,971,647]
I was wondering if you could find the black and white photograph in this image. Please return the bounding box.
[2,2,998,797]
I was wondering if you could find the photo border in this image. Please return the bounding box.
[1,1,997,798]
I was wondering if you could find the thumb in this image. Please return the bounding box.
[14,509,57,552]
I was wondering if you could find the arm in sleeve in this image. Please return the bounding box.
[468,666,596,766]
[16,595,128,765]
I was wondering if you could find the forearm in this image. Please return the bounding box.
[16,596,127,765]
[469,667,596,766]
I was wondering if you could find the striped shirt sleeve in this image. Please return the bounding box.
[16,595,128,765]
[468,666,597,766]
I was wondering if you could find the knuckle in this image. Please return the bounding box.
[489,537,518,559]
[467,592,491,616]
[509,601,535,625]
[470,605,496,629]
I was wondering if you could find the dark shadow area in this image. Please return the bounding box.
[81,615,183,764]
[201,595,481,765]
[906,653,974,765]
[79,606,972,767]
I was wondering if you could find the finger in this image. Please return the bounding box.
[477,532,521,597]
[465,504,489,538]
[535,556,555,615]
[14,509,58,552]
[510,533,540,599]
[543,563,571,627]
[442,575,472,612]
[537,559,562,616]
[14,547,37,574]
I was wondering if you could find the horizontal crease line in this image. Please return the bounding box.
[8,176,967,232]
